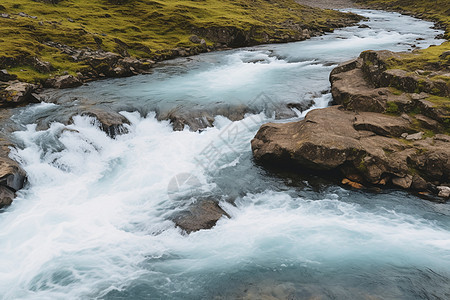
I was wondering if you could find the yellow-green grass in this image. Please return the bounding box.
[0,0,356,82]
[355,0,450,76]
[354,0,450,38]
[355,0,449,124]
[385,42,450,74]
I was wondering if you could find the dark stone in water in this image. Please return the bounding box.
[0,185,15,209]
[0,136,26,209]
[173,199,230,233]
[80,108,130,138]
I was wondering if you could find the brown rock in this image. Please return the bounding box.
[415,114,440,130]
[411,174,427,190]
[331,66,388,112]
[79,108,130,138]
[252,105,449,193]
[0,185,15,209]
[353,113,411,137]
[392,175,413,189]
[189,35,201,44]
[0,138,26,208]
[434,134,450,143]
[173,199,230,233]
[0,81,39,108]
[252,106,362,170]
[45,75,82,89]
[0,157,26,192]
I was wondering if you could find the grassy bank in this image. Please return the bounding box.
[354,0,449,37]
[0,0,359,83]
[354,0,450,73]
[354,0,449,124]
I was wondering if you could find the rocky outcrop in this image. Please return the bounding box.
[44,75,82,89]
[79,108,130,138]
[0,81,39,108]
[172,199,230,233]
[43,42,156,81]
[0,138,26,209]
[191,15,362,49]
[253,49,449,198]
[331,51,450,115]
[252,105,449,198]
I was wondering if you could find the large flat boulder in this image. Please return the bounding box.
[252,106,449,194]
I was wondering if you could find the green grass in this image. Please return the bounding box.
[356,0,449,126]
[354,0,450,38]
[355,0,450,74]
[0,0,358,82]
[384,42,450,73]
[385,101,399,114]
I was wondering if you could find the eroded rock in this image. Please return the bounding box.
[252,105,449,195]
[0,186,14,208]
[0,81,39,108]
[437,186,450,198]
[45,75,82,89]
[0,137,26,209]
[79,109,130,138]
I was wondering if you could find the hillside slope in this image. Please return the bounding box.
[0,0,360,83]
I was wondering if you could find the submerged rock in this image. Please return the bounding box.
[79,108,130,138]
[173,199,230,233]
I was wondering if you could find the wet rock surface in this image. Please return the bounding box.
[0,135,26,209]
[173,199,230,233]
[79,108,130,138]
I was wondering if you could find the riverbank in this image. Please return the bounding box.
[0,0,361,87]
[295,0,356,9]
[252,0,449,199]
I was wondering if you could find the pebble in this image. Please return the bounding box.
[405,132,423,141]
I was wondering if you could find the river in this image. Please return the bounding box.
[0,9,449,300]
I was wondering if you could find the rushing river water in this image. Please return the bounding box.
[1,9,449,300]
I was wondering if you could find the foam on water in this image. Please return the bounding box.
[0,9,449,300]
[1,112,449,299]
